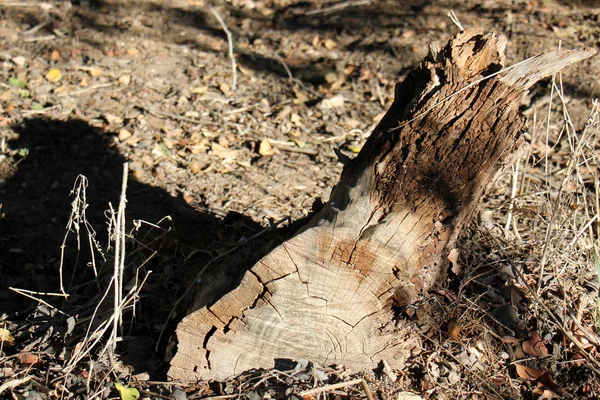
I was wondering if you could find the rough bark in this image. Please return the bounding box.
[169,28,595,381]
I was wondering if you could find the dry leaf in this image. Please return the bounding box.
[448,318,460,340]
[312,34,320,47]
[118,74,131,85]
[104,113,123,126]
[293,87,309,103]
[45,68,62,82]
[17,353,40,365]
[447,248,461,274]
[51,49,62,61]
[88,66,103,77]
[324,39,337,49]
[0,328,15,346]
[537,371,565,396]
[500,336,522,344]
[189,160,201,174]
[53,86,71,94]
[211,142,240,159]
[516,364,544,380]
[259,138,273,156]
[318,94,345,109]
[12,56,26,67]
[532,388,561,399]
[118,128,132,141]
[523,331,548,357]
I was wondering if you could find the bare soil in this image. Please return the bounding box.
[1,0,599,399]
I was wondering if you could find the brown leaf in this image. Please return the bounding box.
[211,143,240,160]
[523,332,548,357]
[448,318,461,340]
[17,353,40,365]
[515,364,544,380]
[51,49,62,61]
[500,336,522,343]
[538,371,565,396]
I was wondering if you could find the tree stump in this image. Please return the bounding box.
[169,29,595,381]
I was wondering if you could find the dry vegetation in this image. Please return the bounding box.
[1,0,599,399]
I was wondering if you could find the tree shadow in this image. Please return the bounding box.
[0,117,287,376]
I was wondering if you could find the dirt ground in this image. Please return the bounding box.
[1,0,600,399]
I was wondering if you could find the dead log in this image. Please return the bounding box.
[168,28,595,381]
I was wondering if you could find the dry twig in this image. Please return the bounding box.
[210,7,237,91]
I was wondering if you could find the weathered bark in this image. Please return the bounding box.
[169,29,595,381]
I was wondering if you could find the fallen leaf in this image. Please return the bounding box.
[293,87,309,103]
[324,38,337,49]
[447,248,461,274]
[0,328,15,346]
[523,331,548,357]
[537,371,565,396]
[104,113,123,126]
[88,66,103,77]
[114,382,140,400]
[532,388,561,399]
[12,56,26,67]
[448,318,460,340]
[118,74,131,85]
[500,336,522,344]
[259,138,273,156]
[51,49,61,61]
[53,86,71,94]
[211,142,240,160]
[189,160,201,174]
[318,94,345,109]
[515,364,544,380]
[45,68,62,82]
[17,353,40,365]
[118,128,132,141]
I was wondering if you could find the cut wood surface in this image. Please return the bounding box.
[169,28,595,381]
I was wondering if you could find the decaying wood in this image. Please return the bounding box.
[169,28,595,381]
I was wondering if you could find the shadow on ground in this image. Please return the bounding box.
[0,117,287,376]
